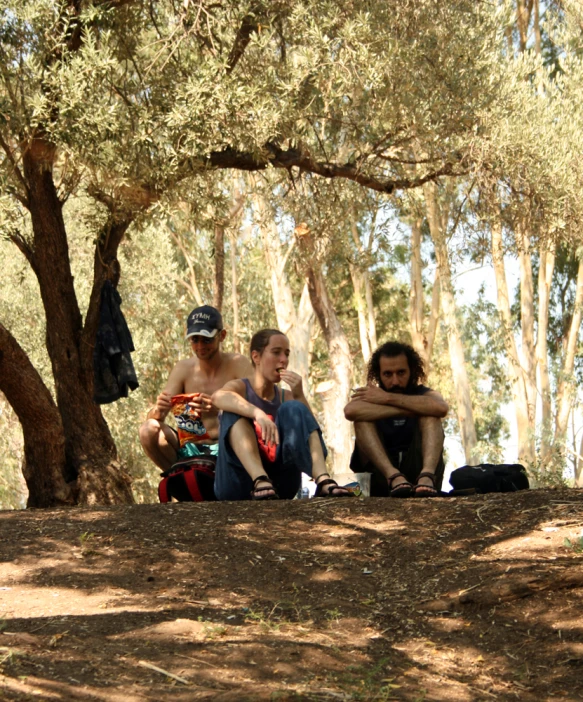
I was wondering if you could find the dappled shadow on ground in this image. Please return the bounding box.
[0,489,582,701]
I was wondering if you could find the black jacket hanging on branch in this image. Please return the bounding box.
[93,280,139,404]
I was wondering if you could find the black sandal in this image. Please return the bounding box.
[388,472,413,498]
[413,472,439,498]
[250,475,279,501]
[314,474,355,498]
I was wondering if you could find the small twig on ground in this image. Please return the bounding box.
[138,660,190,685]
[174,653,221,668]
[469,686,498,698]
[29,620,53,633]
[457,581,488,596]
[476,506,488,523]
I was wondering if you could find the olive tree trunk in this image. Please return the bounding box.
[0,140,136,506]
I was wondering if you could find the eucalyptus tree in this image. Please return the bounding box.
[0,0,520,505]
[468,0,583,479]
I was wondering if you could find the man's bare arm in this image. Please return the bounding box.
[344,400,415,422]
[146,361,190,422]
[345,388,448,421]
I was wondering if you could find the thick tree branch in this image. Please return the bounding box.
[0,323,72,506]
[201,144,466,194]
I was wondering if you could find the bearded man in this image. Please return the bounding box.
[344,341,449,497]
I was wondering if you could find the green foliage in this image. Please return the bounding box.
[2,0,583,504]
[564,536,583,553]
[460,289,511,461]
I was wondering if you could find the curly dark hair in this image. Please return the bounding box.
[367,341,426,388]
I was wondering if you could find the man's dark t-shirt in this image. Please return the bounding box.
[372,384,432,453]
[349,384,435,475]
[349,383,444,495]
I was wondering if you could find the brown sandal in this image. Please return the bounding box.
[314,474,354,498]
[414,472,439,497]
[250,475,279,501]
[388,472,413,498]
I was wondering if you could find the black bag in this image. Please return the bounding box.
[449,463,529,494]
[158,456,217,503]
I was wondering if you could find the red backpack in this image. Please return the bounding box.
[158,456,217,503]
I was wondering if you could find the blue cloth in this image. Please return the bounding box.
[214,400,327,501]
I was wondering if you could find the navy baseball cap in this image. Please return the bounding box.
[186,306,223,339]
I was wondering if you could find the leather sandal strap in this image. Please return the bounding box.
[252,475,273,488]
[417,472,436,483]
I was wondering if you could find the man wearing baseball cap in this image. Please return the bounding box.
[139,305,253,472]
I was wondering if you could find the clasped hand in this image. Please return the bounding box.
[350,385,389,404]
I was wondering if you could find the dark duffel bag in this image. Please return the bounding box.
[450,463,529,494]
[158,456,217,503]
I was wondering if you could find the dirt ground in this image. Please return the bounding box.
[1,488,582,702]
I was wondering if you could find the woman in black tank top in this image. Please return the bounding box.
[212,329,353,500]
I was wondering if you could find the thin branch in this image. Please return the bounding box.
[226,4,263,74]
[0,132,29,200]
[7,229,34,265]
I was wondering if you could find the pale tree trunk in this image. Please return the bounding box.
[213,186,245,313]
[491,213,535,464]
[213,223,225,311]
[426,269,441,373]
[409,218,427,361]
[350,263,372,363]
[576,432,583,488]
[169,227,204,306]
[537,242,555,462]
[295,224,353,476]
[229,230,241,353]
[349,211,377,361]
[555,257,583,443]
[364,273,377,351]
[517,222,538,428]
[254,195,315,390]
[424,181,480,464]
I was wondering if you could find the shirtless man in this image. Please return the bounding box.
[139,305,253,472]
[344,341,449,498]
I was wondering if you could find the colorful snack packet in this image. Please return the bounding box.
[171,394,212,447]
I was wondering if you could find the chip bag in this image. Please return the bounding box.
[171,394,212,447]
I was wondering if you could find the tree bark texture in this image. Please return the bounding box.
[424,182,479,464]
[0,324,72,507]
[213,223,225,312]
[295,226,353,476]
[490,213,535,464]
[229,230,241,353]
[555,257,583,444]
[9,140,135,505]
[409,218,426,361]
[536,243,555,462]
[256,196,315,391]
[349,211,377,361]
[517,222,538,426]
[350,263,372,364]
[426,269,441,373]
